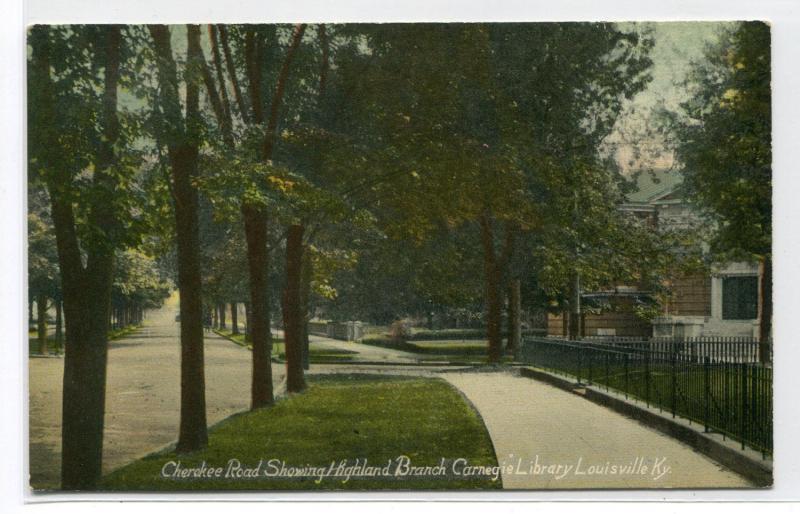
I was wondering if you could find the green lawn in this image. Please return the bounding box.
[109,325,141,340]
[101,374,501,490]
[359,337,514,363]
[406,340,489,354]
[213,328,284,351]
[28,336,59,355]
[410,354,515,364]
[28,325,140,356]
[214,329,356,362]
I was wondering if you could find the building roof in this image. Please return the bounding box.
[625,168,683,204]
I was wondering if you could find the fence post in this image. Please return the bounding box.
[740,362,747,451]
[645,350,651,408]
[703,356,710,433]
[604,351,610,392]
[670,350,677,418]
[624,353,629,400]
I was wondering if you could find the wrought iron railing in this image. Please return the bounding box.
[520,336,772,457]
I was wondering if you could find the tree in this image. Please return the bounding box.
[195,23,308,403]
[111,249,172,328]
[334,23,653,359]
[482,24,655,344]
[29,25,127,489]
[668,22,771,357]
[28,209,60,354]
[197,197,251,335]
[148,24,209,453]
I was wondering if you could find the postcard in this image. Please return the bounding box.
[26,20,772,493]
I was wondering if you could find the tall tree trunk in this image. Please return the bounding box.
[150,24,209,453]
[37,294,48,355]
[299,251,312,370]
[244,302,251,342]
[219,303,226,329]
[55,298,63,352]
[60,295,111,490]
[758,255,772,364]
[230,302,239,335]
[283,224,307,391]
[568,273,581,340]
[479,216,504,363]
[30,24,122,490]
[48,179,115,489]
[29,297,34,327]
[484,267,503,362]
[508,279,522,357]
[212,305,219,329]
[171,138,208,452]
[244,206,274,408]
[244,24,307,399]
[216,25,250,124]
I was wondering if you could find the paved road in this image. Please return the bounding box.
[443,370,751,489]
[28,294,283,490]
[29,307,753,491]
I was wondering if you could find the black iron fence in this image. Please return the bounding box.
[520,336,773,457]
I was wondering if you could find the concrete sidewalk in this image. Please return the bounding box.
[309,334,421,363]
[443,370,752,489]
[28,295,283,490]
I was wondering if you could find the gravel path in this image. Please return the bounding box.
[443,370,752,489]
[28,295,282,490]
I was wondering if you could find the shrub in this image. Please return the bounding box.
[390,319,412,340]
[409,328,486,341]
[407,327,547,341]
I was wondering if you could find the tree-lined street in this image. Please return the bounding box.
[29,295,281,489]
[26,21,770,490]
[29,298,753,489]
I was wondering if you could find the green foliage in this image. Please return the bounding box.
[112,249,172,309]
[28,22,744,351]
[27,209,60,298]
[409,329,497,341]
[667,21,771,261]
[299,23,660,321]
[28,26,152,253]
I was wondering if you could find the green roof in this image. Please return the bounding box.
[625,168,683,203]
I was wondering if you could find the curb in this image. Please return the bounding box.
[211,329,283,364]
[518,366,773,487]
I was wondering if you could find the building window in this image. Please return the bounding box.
[722,276,758,320]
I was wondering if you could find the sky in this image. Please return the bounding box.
[608,21,735,174]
